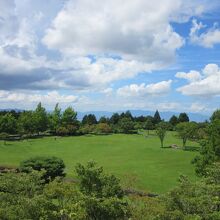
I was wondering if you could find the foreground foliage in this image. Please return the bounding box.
[158,163,220,220]
[0,161,130,220]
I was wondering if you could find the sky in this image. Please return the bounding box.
[0,0,220,114]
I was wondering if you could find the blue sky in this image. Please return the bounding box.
[0,0,220,114]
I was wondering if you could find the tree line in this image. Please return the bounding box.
[0,103,192,139]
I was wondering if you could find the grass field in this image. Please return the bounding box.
[0,131,199,193]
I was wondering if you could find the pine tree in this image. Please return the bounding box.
[153,110,161,125]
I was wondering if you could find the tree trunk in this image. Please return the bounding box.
[161,139,163,148]
[183,138,186,150]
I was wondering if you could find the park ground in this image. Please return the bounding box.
[0,131,199,193]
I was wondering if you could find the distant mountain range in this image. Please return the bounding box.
[77,110,210,122]
[0,109,210,122]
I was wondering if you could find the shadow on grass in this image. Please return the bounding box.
[161,145,200,151]
[161,146,172,149]
[184,146,200,152]
[0,142,13,147]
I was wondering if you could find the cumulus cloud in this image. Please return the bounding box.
[177,64,220,97]
[0,90,78,107]
[175,70,201,82]
[190,19,220,47]
[0,0,216,92]
[42,0,186,66]
[117,80,172,97]
[101,88,113,96]
[190,102,206,112]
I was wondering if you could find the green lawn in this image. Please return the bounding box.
[0,132,199,193]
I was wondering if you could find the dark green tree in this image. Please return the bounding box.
[178,112,189,123]
[169,115,178,127]
[87,114,97,125]
[153,110,162,125]
[124,110,133,120]
[0,113,17,134]
[62,107,77,125]
[99,116,108,124]
[18,111,36,135]
[110,113,120,124]
[62,106,79,134]
[118,117,134,133]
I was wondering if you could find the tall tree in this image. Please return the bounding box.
[50,103,61,134]
[155,122,167,148]
[34,103,48,133]
[62,107,77,126]
[62,106,78,135]
[176,122,197,149]
[99,116,108,123]
[82,114,97,125]
[18,111,36,134]
[178,112,189,123]
[153,110,161,125]
[87,114,97,125]
[124,110,133,120]
[143,117,154,135]
[110,113,120,124]
[118,117,134,134]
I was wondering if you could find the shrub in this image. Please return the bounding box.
[79,124,96,134]
[95,123,112,134]
[20,156,65,182]
[56,126,69,136]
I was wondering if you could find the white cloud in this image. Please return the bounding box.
[177,64,220,97]
[190,102,206,112]
[42,0,186,66]
[117,80,172,97]
[175,70,201,82]
[0,90,78,107]
[48,57,157,90]
[0,0,216,92]
[101,88,113,96]
[190,19,220,47]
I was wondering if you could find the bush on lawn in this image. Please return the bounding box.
[20,156,65,182]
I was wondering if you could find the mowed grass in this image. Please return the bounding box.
[0,132,199,193]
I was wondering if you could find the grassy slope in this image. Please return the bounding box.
[0,132,199,193]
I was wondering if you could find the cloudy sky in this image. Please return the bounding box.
[0,0,220,114]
